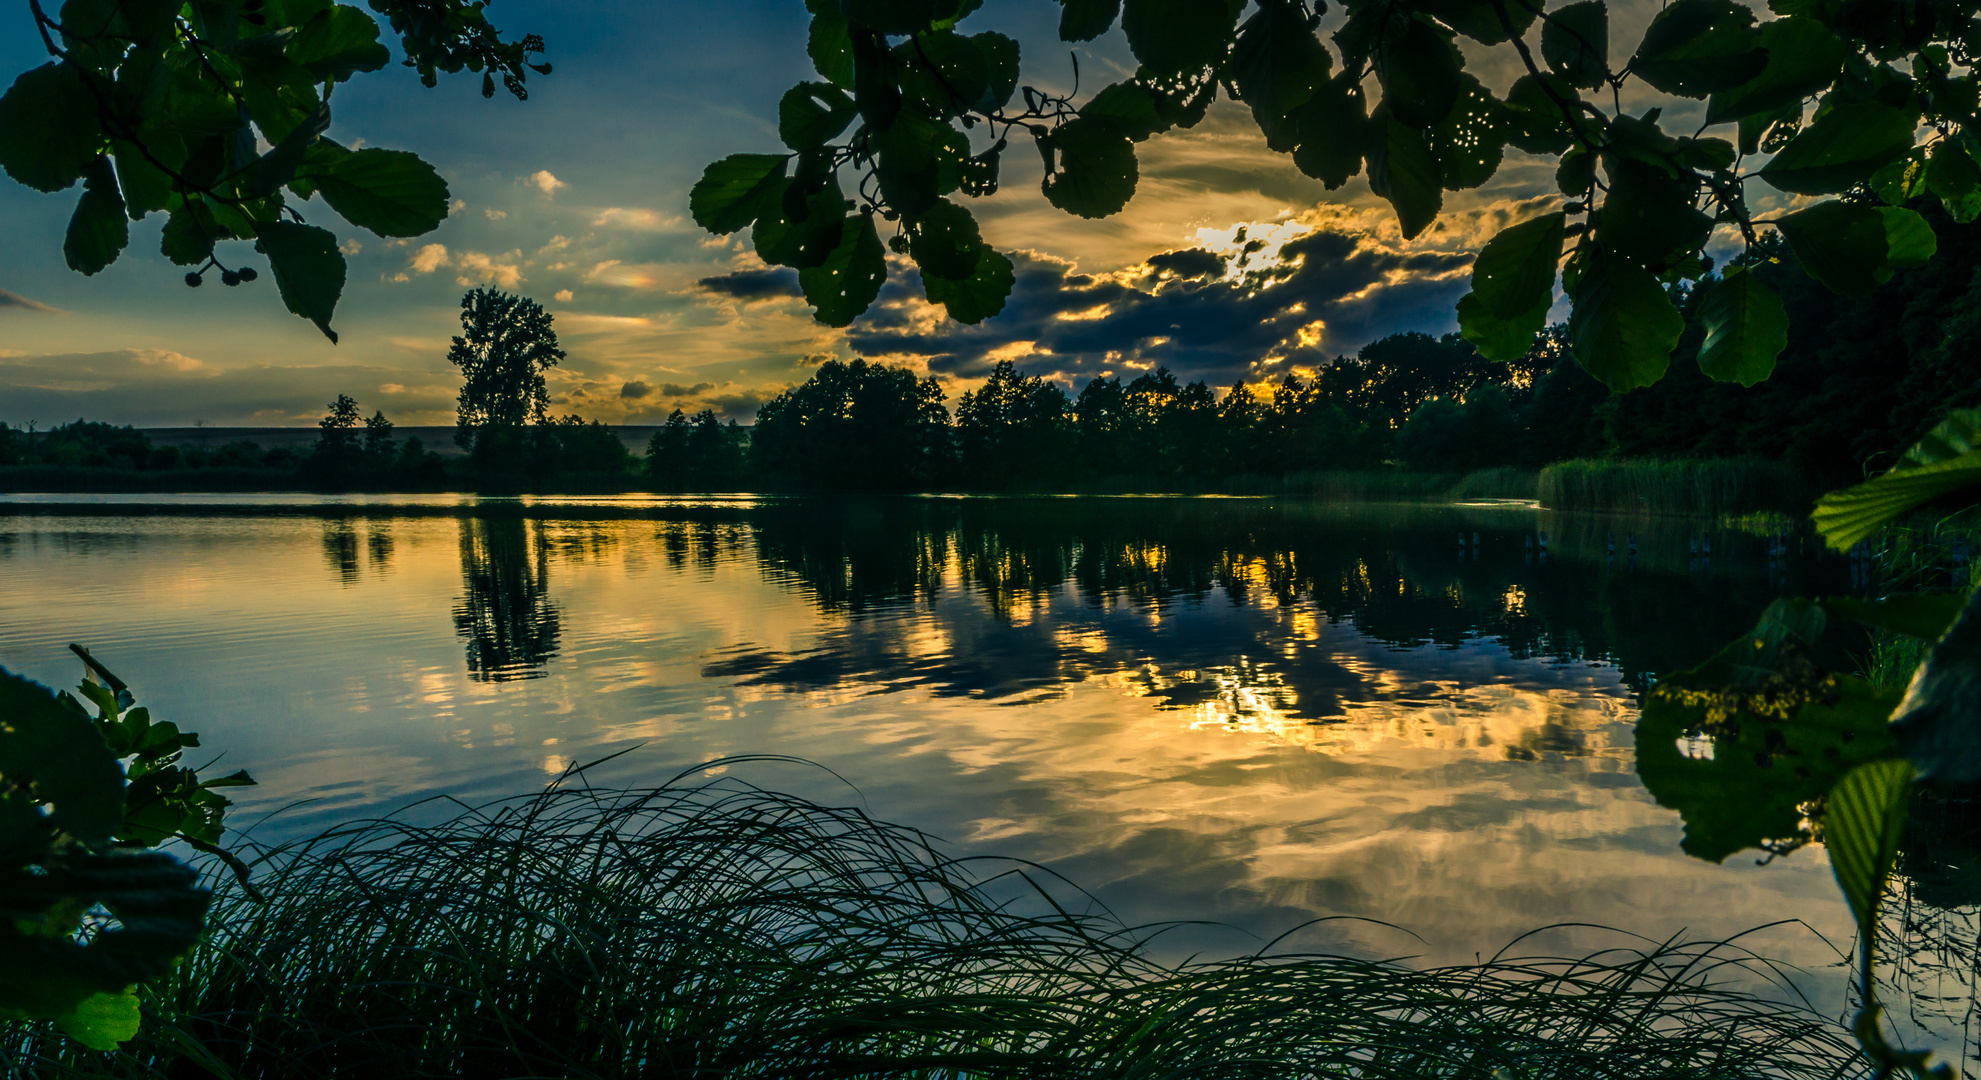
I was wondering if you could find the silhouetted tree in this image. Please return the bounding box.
[954,361,1072,488]
[752,359,950,490]
[448,287,565,467]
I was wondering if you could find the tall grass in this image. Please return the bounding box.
[5,766,1863,1079]
[1226,468,1537,501]
[1538,459,1815,517]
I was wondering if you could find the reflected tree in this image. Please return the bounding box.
[321,521,361,585]
[453,517,562,681]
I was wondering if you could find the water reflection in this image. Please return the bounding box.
[454,517,561,681]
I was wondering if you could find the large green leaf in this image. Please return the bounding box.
[1432,74,1503,190]
[808,8,856,88]
[778,83,858,151]
[1058,0,1120,41]
[286,4,391,82]
[0,669,123,851]
[233,105,330,200]
[752,177,848,270]
[1456,212,1562,362]
[1082,81,1167,141]
[1365,106,1441,240]
[64,155,128,276]
[1813,410,1981,550]
[1887,587,1981,783]
[1596,154,1711,271]
[160,202,219,266]
[842,0,936,34]
[1758,103,1915,195]
[1229,0,1331,149]
[875,113,969,218]
[1879,206,1935,269]
[1290,75,1366,189]
[800,212,887,326]
[1501,72,1579,155]
[1121,0,1239,75]
[1541,1,1608,89]
[1926,140,1981,225]
[1567,250,1681,390]
[1628,0,1765,97]
[690,154,789,234]
[52,989,140,1051]
[1774,199,1890,297]
[1824,759,1914,929]
[1040,117,1138,219]
[1413,0,1535,45]
[1695,265,1787,385]
[908,198,983,280]
[112,139,175,220]
[298,146,449,238]
[1376,17,1463,128]
[895,30,990,118]
[1823,594,1967,642]
[923,245,1014,324]
[969,32,1020,112]
[254,221,347,343]
[0,63,103,193]
[1705,17,1844,124]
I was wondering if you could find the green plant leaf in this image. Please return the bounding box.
[1365,106,1441,240]
[1898,408,1981,469]
[876,113,970,218]
[1758,103,1916,195]
[1695,266,1787,385]
[1456,212,1563,362]
[1081,81,1166,141]
[51,988,140,1051]
[1377,16,1463,128]
[808,8,855,88]
[1596,154,1712,271]
[1705,17,1844,124]
[923,245,1014,323]
[1813,451,1981,551]
[254,221,347,343]
[1040,117,1137,219]
[1432,74,1503,190]
[778,83,858,151]
[1823,594,1967,642]
[800,212,886,326]
[232,104,330,200]
[298,146,450,238]
[160,202,219,266]
[1229,0,1331,148]
[287,4,392,82]
[111,139,175,220]
[1541,1,1608,89]
[753,176,848,270]
[1290,75,1365,188]
[1501,72,1579,155]
[1825,759,1914,929]
[843,0,936,33]
[1629,0,1764,97]
[1926,140,1981,225]
[1774,199,1890,297]
[895,30,990,118]
[0,63,103,193]
[1413,0,1535,45]
[691,154,789,234]
[1058,0,1120,41]
[64,155,128,276]
[969,32,1020,112]
[1879,206,1935,269]
[0,669,123,850]
[908,198,983,280]
[1887,587,1981,784]
[1567,249,1681,390]
[1121,0,1239,75]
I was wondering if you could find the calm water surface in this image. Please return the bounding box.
[0,494,1906,1008]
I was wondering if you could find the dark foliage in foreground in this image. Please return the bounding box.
[5,769,1863,1078]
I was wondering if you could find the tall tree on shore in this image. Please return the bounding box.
[447,287,565,457]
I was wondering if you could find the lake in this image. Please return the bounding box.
[1,493,1970,1059]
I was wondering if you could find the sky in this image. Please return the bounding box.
[0,0,1726,427]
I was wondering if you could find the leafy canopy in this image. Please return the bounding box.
[0,0,548,341]
[693,0,1979,393]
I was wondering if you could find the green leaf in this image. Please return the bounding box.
[1775,199,1889,297]
[1502,72,1580,155]
[286,4,391,82]
[1432,74,1503,190]
[1758,103,1915,195]
[896,30,989,118]
[1705,17,1844,125]
[779,83,858,151]
[843,0,935,34]
[1040,117,1138,219]
[1082,81,1167,142]
[876,114,970,218]
[1290,75,1366,189]
[1823,594,1967,642]
[253,221,347,343]
[64,156,128,276]
[1887,588,1981,784]
[112,139,175,220]
[800,212,887,327]
[808,9,855,88]
[1897,407,1981,469]
[1879,206,1935,269]
[753,177,848,270]
[1121,0,1240,76]
[0,669,123,849]
[1541,1,1608,89]
[1695,266,1787,386]
[1556,147,1594,194]
[1229,0,1331,148]
[0,63,104,193]
[690,154,789,234]
[969,32,1020,112]
[1412,0,1535,45]
[1629,0,1765,97]
[1058,0,1120,41]
[298,146,450,238]
[232,104,330,200]
[1825,759,1914,929]
[1377,16,1463,128]
[160,202,219,266]
[1567,249,1682,391]
[1813,450,1981,551]
[51,988,140,1051]
[1456,212,1563,363]
[1365,106,1441,240]
[1927,140,1981,224]
[923,245,1014,323]
[1597,154,1711,271]
[908,198,983,279]
[1869,151,1927,207]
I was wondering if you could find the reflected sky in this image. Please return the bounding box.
[0,496,1867,1002]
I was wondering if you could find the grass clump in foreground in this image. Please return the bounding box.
[1538,459,1815,518]
[6,766,1862,1079]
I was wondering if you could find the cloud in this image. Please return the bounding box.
[0,288,62,313]
[0,350,460,426]
[592,207,680,230]
[453,251,525,289]
[530,170,566,195]
[660,382,715,397]
[697,269,800,301]
[485,208,508,220]
[554,289,574,302]
[706,389,772,416]
[1145,249,1226,280]
[410,244,450,274]
[619,380,652,399]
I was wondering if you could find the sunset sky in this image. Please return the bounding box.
[0,0,1725,427]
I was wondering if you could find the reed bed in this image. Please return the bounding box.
[1538,460,1815,517]
[5,766,1864,1079]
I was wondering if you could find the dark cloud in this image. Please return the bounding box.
[706,389,772,417]
[619,380,652,399]
[660,381,715,397]
[1146,248,1225,280]
[697,269,800,301]
[846,225,1473,387]
[0,288,60,313]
